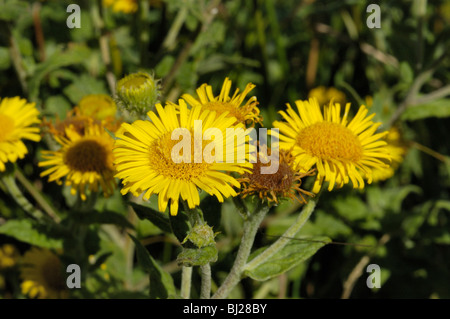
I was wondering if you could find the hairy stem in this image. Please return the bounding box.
[212,201,270,299]
[181,266,193,299]
[200,264,212,299]
[244,200,316,272]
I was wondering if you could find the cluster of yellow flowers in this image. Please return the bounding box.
[1,77,407,218]
[0,75,411,299]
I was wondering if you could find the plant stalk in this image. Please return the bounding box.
[244,199,316,272]
[200,263,212,299]
[181,266,193,299]
[212,201,270,299]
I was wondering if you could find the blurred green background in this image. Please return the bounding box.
[1,0,449,299]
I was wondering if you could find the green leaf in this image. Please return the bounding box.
[245,236,331,281]
[0,0,29,22]
[176,245,218,267]
[62,74,108,104]
[129,234,176,299]
[401,99,450,121]
[0,47,11,70]
[129,202,172,234]
[28,46,91,100]
[200,196,221,230]
[169,208,191,243]
[0,219,63,249]
[70,211,134,229]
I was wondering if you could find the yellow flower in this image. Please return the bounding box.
[20,247,68,299]
[78,94,117,121]
[0,97,41,171]
[0,244,20,269]
[182,77,262,127]
[103,0,138,14]
[43,95,121,139]
[308,86,346,107]
[239,146,315,205]
[273,98,391,193]
[371,127,408,182]
[39,120,116,200]
[113,101,253,216]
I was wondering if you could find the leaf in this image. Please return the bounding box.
[28,45,91,100]
[0,0,28,22]
[200,195,221,230]
[70,211,134,229]
[0,219,63,249]
[129,202,172,234]
[401,99,450,121]
[129,234,176,299]
[244,236,331,281]
[169,208,191,243]
[62,74,108,104]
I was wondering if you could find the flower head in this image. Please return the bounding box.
[0,244,20,269]
[20,247,68,299]
[113,100,253,216]
[39,120,116,200]
[239,145,315,204]
[308,86,346,106]
[0,97,41,171]
[43,94,121,139]
[78,94,117,121]
[103,0,138,14]
[116,71,160,118]
[273,98,391,193]
[371,127,408,182]
[182,77,262,127]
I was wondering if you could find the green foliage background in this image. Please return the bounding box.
[0,0,449,299]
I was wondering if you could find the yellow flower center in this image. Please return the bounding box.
[297,122,363,162]
[149,132,210,181]
[64,137,112,172]
[121,75,149,90]
[204,101,245,123]
[0,113,15,142]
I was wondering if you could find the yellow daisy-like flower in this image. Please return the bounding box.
[182,77,262,127]
[0,244,20,269]
[371,127,408,182]
[0,97,41,171]
[78,94,117,121]
[113,101,253,216]
[308,86,346,106]
[103,0,138,14]
[39,120,116,200]
[273,98,391,193]
[20,247,68,299]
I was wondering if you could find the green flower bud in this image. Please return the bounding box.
[115,71,160,119]
[182,224,217,248]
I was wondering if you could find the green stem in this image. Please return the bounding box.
[181,266,193,299]
[15,167,60,222]
[200,263,212,299]
[244,200,316,272]
[162,6,188,51]
[2,174,44,220]
[212,201,270,299]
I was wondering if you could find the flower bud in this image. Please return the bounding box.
[182,224,217,248]
[115,71,160,118]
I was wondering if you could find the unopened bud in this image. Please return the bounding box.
[182,224,217,248]
[116,71,160,118]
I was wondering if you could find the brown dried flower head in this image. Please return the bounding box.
[239,145,315,205]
